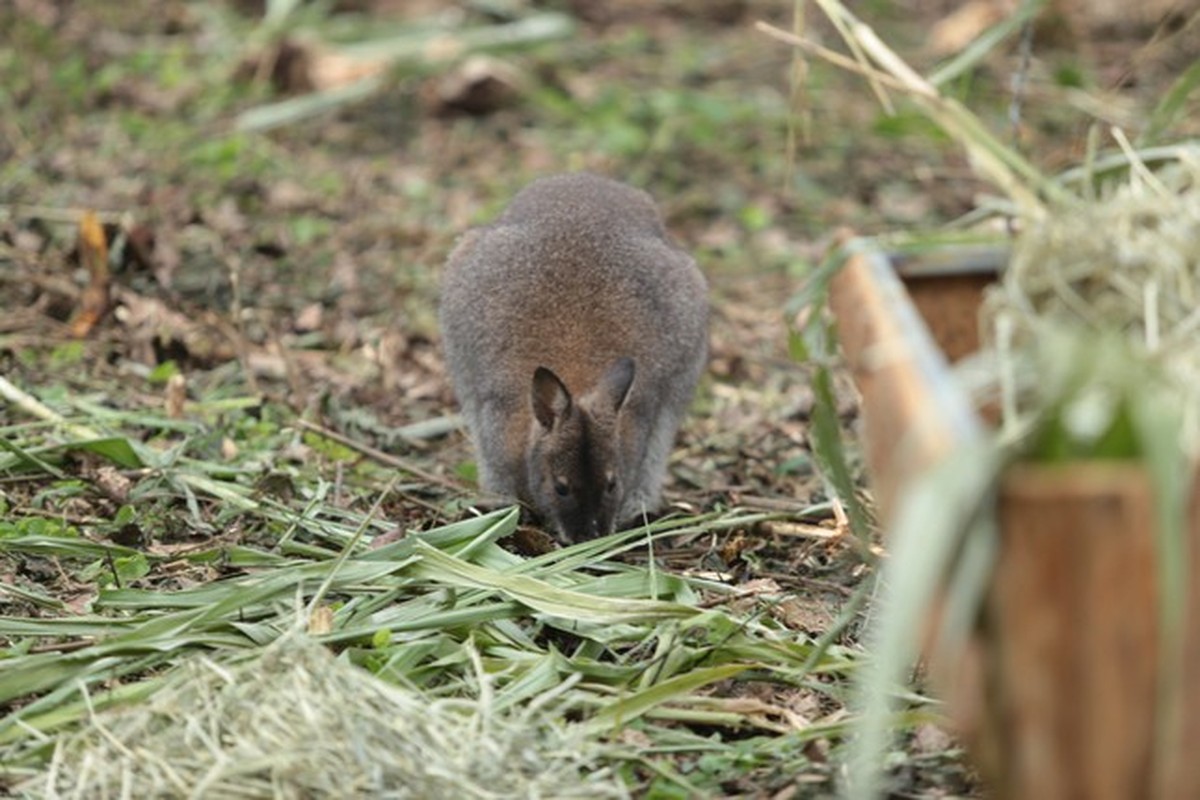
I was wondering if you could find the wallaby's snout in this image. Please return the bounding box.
[439,173,708,542]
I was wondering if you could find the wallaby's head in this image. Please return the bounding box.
[526,357,636,542]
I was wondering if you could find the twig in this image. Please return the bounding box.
[294,418,461,490]
[28,639,98,655]
[1008,17,1035,152]
[0,375,101,440]
[227,257,261,397]
[756,21,909,94]
[755,520,842,540]
[809,0,897,111]
[0,204,125,226]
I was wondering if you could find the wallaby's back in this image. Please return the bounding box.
[440,173,707,541]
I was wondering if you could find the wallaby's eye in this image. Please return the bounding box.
[605,475,617,493]
[554,480,570,498]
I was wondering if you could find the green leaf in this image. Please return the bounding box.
[786,242,873,541]
[68,437,144,469]
[146,360,179,385]
[113,553,151,586]
[113,504,137,526]
[0,436,66,478]
[809,366,872,541]
[587,663,752,731]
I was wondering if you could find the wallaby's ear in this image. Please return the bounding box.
[532,367,572,430]
[599,357,636,413]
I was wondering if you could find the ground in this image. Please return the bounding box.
[1,0,1196,797]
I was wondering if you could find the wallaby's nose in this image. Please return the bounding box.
[568,517,603,542]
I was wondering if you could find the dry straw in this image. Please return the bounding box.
[981,145,1200,448]
[28,631,628,800]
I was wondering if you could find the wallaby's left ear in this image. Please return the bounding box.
[599,357,635,413]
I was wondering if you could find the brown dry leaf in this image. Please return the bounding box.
[430,56,524,116]
[64,591,98,615]
[310,50,387,91]
[1051,0,1184,35]
[368,525,408,550]
[93,466,133,504]
[294,302,324,333]
[911,722,956,755]
[773,598,835,634]
[69,211,111,338]
[307,605,335,635]
[927,0,1013,57]
[114,289,238,366]
[268,37,388,94]
[735,578,784,597]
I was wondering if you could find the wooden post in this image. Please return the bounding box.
[982,464,1160,800]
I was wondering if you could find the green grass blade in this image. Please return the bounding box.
[409,540,697,623]
[586,663,753,732]
[1140,60,1200,146]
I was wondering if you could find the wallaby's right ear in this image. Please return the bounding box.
[532,367,572,430]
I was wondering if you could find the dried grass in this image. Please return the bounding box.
[26,632,627,800]
[981,147,1200,448]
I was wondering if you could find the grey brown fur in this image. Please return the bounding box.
[440,173,708,542]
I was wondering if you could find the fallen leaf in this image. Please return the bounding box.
[94,465,133,503]
[308,605,334,635]
[430,56,524,116]
[927,0,1012,57]
[69,211,111,338]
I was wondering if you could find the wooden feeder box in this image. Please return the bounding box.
[827,239,1200,799]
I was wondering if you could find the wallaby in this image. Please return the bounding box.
[440,173,708,542]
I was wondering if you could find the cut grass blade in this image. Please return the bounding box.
[788,244,875,544]
[409,540,697,623]
[1140,60,1200,146]
[586,663,754,733]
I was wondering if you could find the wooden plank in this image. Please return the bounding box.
[827,240,984,520]
[903,273,993,363]
[892,245,1004,363]
[984,463,1159,800]
[1165,473,1200,798]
